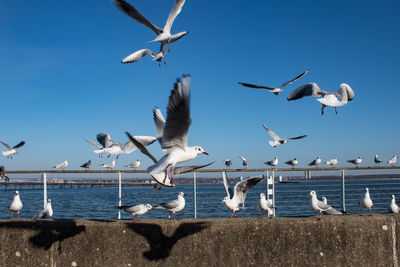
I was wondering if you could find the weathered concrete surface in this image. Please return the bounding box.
[0,215,398,266]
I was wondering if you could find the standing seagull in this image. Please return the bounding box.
[359,188,373,215]
[238,69,309,96]
[321,197,343,215]
[326,158,338,166]
[9,191,23,219]
[308,156,321,168]
[221,171,263,218]
[390,195,400,214]
[53,160,68,170]
[264,157,278,168]
[287,83,355,115]
[224,158,232,168]
[374,154,383,165]
[112,0,188,54]
[388,156,398,166]
[262,124,307,147]
[285,158,298,168]
[130,75,208,186]
[239,156,248,168]
[118,203,152,220]
[100,160,116,169]
[259,193,274,218]
[0,140,25,159]
[80,160,92,170]
[33,199,53,219]
[309,191,335,218]
[125,159,141,169]
[347,157,363,167]
[154,192,186,220]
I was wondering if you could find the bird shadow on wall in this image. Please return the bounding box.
[127,222,208,261]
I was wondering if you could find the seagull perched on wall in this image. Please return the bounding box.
[119,203,152,220]
[9,191,22,219]
[153,192,186,220]
[326,158,338,166]
[259,193,275,218]
[238,69,309,96]
[374,154,383,165]
[33,199,53,219]
[309,191,335,218]
[388,156,398,166]
[347,157,362,167]
[221,171,263,218]
[321,197,343,215]
[287,83,355,115]
[112,0,188,55]
[125,159,141,169]
[53,160,68,170]
[224,158,232,168]
[308,156,321,168]
[100,160,116,169]
[359,188,373,216]
[80,160,92,170]
[390,195,400,214]
[264,157,278,168]
[0,140,25,159]
[239,156,248,168]
[262,124,307,147]
[285,158,298,168]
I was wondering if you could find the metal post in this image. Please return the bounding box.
[272,170,275,217]
[265,170,269,193]
[193,172,197,219]
[342,169,346,212]
[304,170,307,180]
[42,173,47,209]
[118,172,122,219]
[309,170,312,180]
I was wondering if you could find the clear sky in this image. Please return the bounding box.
[1,0,399,171]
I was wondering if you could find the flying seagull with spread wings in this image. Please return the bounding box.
[238,69,308,96]
[262,124,307,147]
[0,140,25,159]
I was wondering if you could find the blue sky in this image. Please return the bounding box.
[1,0,399,171]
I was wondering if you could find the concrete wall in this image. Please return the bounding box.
[0,215,398,266]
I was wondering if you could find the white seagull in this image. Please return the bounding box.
[238,69,309,96]
[239,156,248,168]
[285,158,298,168]
[125,159,141,169]
[33,199,53,219]
[374,154,383,165]
[388,155,398,166]
[390,195,400,214]
[321,197,343,215]
[154,192,186,219]
[326,158,338,166]
[259,193,274,218]
[53,160,68,170]
[359,188,373,215]
[100,160,116,169]
[264,157,278,168]
[84,133,113,157]
[308,156,321,168]
[118,203,152,219]
[0,140,25,159]
[309,191,335,218]
[112,0,188,54]
[263,124,307,147]
[128,75,208,186]
[287,83,355,115]
[221,171,264,218]
[80,160,92,170]
[347,157,362,167]
[9,191,23,219]
[121,47,165,66]
[224,158,232,168]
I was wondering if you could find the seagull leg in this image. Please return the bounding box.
[158,63,161,67]
[321,104,326,116]
[158,187,162,191]
[168,44,170,53]
[153,185,157,189]
[259,210,263,219]
[17,211,20,219]
[170,167,174,185]
[335,107,338,114]
[116,155,119,160]
[162,167,168,184]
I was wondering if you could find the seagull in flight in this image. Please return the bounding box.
[221,171,263,218]
[84,133,113,157]
[263,124,307,147]
[153,192,186,219]
[0,140,25,159]
[287,83,355,115]
[121,47,165,66]
[238,69,309,96]
[112,0,188,54]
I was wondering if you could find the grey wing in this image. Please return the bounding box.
[84,138,102,149]
[135,136,157,146]
[316,200,333,211]
[0,141,11,150]
[153,108,166,145]
[33,209,48,219]
[238,82,274,90]
[287,135,307,140]
[112,0,162,35]
[287,83,325,101]
[173,161,214,175]
[222,170,233,199]
[97,133,113,148]
[121,48,155,64]
[233,175,263,204]
[336,83,355,101]
[323,207,343,215]
[158,199,179,209]
[125,204,144,213]
[262,124,281,141]
[125,132,158,163]
[121,136,156,153]
[13,141,25,149]
[162,75,191,151]
[163,0,186,33]
[279,69,309,88]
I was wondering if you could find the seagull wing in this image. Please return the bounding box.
[162,75,191,151]
[156,199,180,210]
[238,82,274,90]
[262,124,281,141]
[163,0,186,33]
[287,135,307,140]
[153,108,166,145]
[239,156,247,162]
[279,69,309,88]
[124,204,145,213]
[0,141,11,150]
[97,133,112,148]
[33,208,49,219]
[232,175,264,205]
[13,141,25,149]
[121,48,155,64]
[222,170,233,199]
[84,138,102,149]
[287,83,325,101]
[335,83,355,102]
[126,132,158,164]
[173,161,214,175]
[112,0,162,35]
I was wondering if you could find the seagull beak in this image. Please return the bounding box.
[203,152,209,155]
